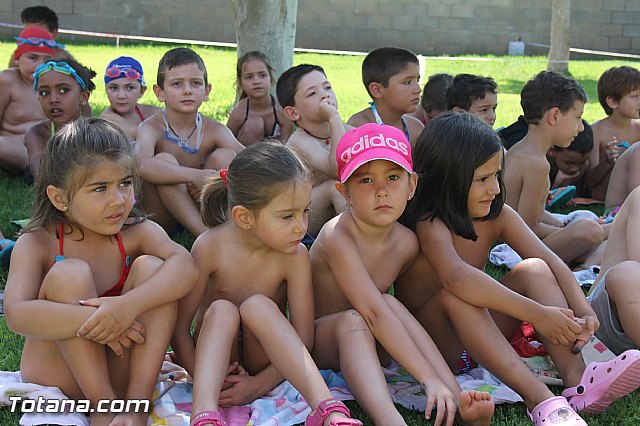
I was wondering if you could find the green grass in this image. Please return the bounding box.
[1,39,640,425]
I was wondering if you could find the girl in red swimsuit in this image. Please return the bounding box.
[100,56,160,141]
[5,118,197,426]
[226,51,293,146]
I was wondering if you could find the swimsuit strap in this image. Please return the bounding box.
[240,98,250,128]
[135,105,145,122]
[269,94,280,137]
[370,102,410,140]
[56,222,65,262]
[50,121,56,138]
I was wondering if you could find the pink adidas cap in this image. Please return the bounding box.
[336,123,413,183]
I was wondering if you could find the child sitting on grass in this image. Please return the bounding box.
[171,141,361,426]
[276,64,349,235]
[5,118,196,426]
[397,111,640,425]
[311,123,494,426]
[504,71,605,268]
[446,73,499,127]
[226,51,293,146]
[99,56,160,141]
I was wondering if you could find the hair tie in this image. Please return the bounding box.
[219,168,228,189]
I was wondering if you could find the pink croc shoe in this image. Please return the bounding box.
[527,396,587,426]
[562,349,640,414]
[191,410,225,426]
[305,399,363,426]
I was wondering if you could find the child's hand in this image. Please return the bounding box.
[572,315,600,354]
[420,378,456,426]
[532,306,582,346]
[219,370,264,407]
[106,321,146,358]
[77,297,137,344]
[316,98,339,122]
[605,137,626,164]
[190,168,216,191]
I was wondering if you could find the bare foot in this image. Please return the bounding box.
[458,390,494,426]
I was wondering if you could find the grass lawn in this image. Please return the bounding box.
[1,39,640,424]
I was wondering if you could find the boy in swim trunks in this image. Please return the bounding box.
[136,47,244,236]
[100,56,160,141]
[347,47,424,148]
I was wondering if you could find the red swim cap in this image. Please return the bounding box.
[14,26,57,61]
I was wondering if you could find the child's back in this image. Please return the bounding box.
[347,47,424,147]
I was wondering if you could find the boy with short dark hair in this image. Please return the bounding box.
[7,5,59,68]
[136,47,244,236]
[447,74,499,127]
[276,64,349,235]
[586,66,640,202]
[347,47,424,147]
[547,120,593,194]
[504,71,605,268]
[409,73,453,125]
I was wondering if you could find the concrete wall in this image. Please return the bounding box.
[1,0,639,56]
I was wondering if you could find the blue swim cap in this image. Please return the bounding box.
[104,56,145,86]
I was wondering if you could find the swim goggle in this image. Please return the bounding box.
[105,65,144,84]
[15,36,65,49]
[33,61,88,91]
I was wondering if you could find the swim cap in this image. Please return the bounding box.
[14,26,58,61]
[104,56,145,86]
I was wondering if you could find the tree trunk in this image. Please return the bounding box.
[548,0,571,74]
[231,0,298,98]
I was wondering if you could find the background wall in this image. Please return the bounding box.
[1,0,639,56]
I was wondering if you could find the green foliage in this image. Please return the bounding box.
[0,40,639,425]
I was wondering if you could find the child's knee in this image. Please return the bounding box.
[513,258,554,280]
[571,219,604,246]
[208,148,237,170]
[606,261,640,294]
[335,309,372,336]
[155,152,179,165]
[125,255,164,291]
[41,259,96,301]
[203,299,240,326]
[238,294,278,320]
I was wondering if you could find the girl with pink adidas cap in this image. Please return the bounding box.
[310,122,494,426]
[397,111,640,425]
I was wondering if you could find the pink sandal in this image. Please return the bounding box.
[191,410,224,426]
[305,398,363,426]
[527,396,586,426]
[562,349,640,414]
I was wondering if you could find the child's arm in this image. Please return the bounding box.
[500,206,599,344]
[324,229,455,400]
[135,121,215,186]
[211,122,245,154]
[171,232,213,376]
[225,101,245,137]
[77,221,197,343]
[0,72,12,132]
[4,233,103,340]
[585,126,619,190]
[289,106,346,180]
[416,217,582,345]
[512,160,563,236]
